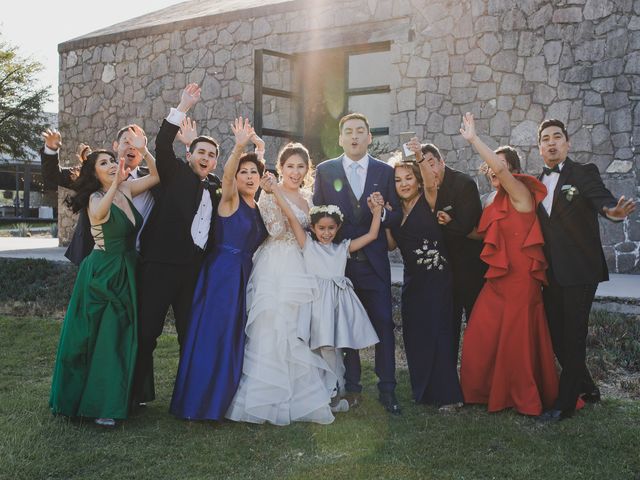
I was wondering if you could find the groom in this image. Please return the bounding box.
[313,113,402,414]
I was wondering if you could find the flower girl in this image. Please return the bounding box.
[263,174,380,411]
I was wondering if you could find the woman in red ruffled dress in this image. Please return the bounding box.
[458,112,559,416]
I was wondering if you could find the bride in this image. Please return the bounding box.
[226,142,335,425]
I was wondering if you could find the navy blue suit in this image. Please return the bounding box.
[313,154,401,393]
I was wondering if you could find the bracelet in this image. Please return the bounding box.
[416,157,424,164]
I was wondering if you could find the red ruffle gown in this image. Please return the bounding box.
[460,175,559,416]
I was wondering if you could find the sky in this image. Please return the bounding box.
[1,0,184,112]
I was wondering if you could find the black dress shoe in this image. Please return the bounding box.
[536,409,564,423]
[378,392,402,415]
[580,388,601,403]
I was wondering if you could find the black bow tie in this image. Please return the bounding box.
[542,165,560,176]
[201,178,211,188]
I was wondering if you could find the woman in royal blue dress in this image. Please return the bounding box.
[170,118,267,420]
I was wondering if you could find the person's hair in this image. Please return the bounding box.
[494,145,522,173]
[390,154,424,189]
[537,119,569,143]
[116,124,146,142]
[420,143,443,161]
[276,142,313,187]
[309,205,344,227]
[64,150,116,213]
[338,113,370,133]
[189,135,219,155]
[237,152,265,177]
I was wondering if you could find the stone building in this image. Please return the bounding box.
[56,0,639,272]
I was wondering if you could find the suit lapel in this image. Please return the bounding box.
[362,156,382,200]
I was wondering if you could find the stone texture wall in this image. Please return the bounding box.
[57,0,640,272]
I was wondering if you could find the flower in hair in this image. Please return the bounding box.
[309,204,344,222]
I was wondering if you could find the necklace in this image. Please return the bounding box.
[401,193,421,222]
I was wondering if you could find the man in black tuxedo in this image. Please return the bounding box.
[426,144,486,361]
[535,119,635,421]
[132,83,222,404]
[41,126,158,264]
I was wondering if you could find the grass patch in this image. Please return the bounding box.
[0,316,639,480]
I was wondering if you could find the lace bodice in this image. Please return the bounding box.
[258,189,312,247]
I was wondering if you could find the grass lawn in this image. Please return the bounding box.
[1,315,638,480]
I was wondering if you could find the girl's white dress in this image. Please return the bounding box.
[298,235,379,351]
[226,190,335,426]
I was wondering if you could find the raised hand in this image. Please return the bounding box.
[231,117,255,148]
[75,143,91,163]
[42,128,62,150]
[406,137,423,162]
[251,133,265,152]
[459,112,477,142]
[128,125,148,152]
[115,158,132,185]
[176,117,198,147]
[177,83,201,113]
[260,172,277,193]
[603,195,636,220]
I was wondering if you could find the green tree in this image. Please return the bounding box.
[0,34,50,160]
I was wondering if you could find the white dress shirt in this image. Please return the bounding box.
[342,154,369,200]
[541,160,565,215]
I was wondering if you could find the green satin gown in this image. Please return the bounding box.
[50,198,142,420]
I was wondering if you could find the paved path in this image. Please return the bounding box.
[1,237,638,313]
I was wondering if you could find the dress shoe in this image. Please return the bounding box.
[580,388,601,403]
[95,418,116,427]
[343,392,361,408]
[330,397,349,413]
[378,391,402,415]
[536,409,564,423]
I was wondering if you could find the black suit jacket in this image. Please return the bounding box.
[40,147,93,266]
[537,158,618,286]
[140,120,221,265]
[434,166,485,277]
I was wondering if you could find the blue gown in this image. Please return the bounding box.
[170,198,267,420]
[391,195,463,406]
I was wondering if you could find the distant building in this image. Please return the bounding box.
[0,112,58,219]
[56,0,639,272]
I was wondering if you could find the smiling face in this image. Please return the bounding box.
[187,140,218,180]
[394,164,421,201]
[236,160,261,198]
[339,118,372,160]
[94,152,118,189]
[538,125,570,168]
[310,216,340,245]
[280,153,309,190]
[113,130,143,170]
[486,153,510,189]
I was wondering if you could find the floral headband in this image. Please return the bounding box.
[309,204,344,222]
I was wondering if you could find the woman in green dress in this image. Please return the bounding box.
[50,126,159,427]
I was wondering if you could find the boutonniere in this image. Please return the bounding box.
[561,184,579,201]
[215,187,222,197]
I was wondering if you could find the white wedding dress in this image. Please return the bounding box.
[226,189,335,425]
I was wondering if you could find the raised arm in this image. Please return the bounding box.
[156,83,201,179]
[460,112,532,212]
[40,129,78,189]
[349,197,382,252]
[122,125,160,197]
[267,176,307,249]
[407,138,438,210]
[218,117,254,215]
[88,159,130,225]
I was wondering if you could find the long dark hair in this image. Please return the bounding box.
[64,150,116,213]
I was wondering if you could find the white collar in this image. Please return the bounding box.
[342,154,369,170]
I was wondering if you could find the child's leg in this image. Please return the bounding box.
[319,347,344,397]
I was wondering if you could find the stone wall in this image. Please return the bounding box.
[57,0,639,272]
